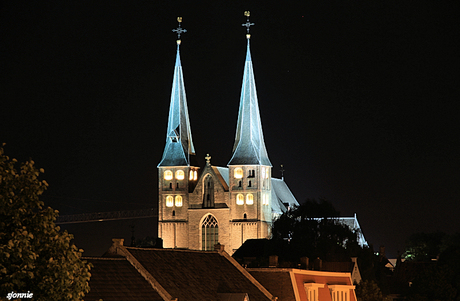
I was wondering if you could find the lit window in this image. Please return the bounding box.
[246,194,254,205]
[176,170,185,180]
[194,170,197,180]
[265,167,270,179]
[189,170,194,180]
[175,195,183,207]
[166,196,174,207]
[164,170,173,180]
[236,194,244,205]
[262,168,266,179]
[234,168,243,179]
[202,215,218,251]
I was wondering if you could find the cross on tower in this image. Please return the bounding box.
[205,154,211,165]
[172,17,187,40]
[242,11,254,36]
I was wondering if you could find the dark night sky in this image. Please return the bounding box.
[1,1,459,257]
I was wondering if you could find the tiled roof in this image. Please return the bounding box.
[84,257,163,301]
[125,247,273,301]
[248,270,296,301]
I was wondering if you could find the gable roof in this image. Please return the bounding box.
[102,239,274,301]
[248,268,357,301]
[126,247,272,301]
[84,257,163,301]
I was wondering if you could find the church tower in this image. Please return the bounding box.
[158,18,199,249]
[227,12,273,249]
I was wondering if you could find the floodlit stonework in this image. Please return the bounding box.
[157,21,298,254]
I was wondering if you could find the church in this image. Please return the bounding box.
[157,16,299,255]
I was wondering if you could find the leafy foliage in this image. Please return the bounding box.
[355,280,392,301]
[272,199,361,262]
[402,231,447,261]
[0,145,91,300]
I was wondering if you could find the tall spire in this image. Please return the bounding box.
[158,17,195,167]
[228,12,271,166]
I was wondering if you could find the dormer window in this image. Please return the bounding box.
[246,194,254,205]
[164,170,173,180]
[304,283,324,301]
[236,194,244,205]
[234,168,243,179]
[175,170,185,180]
[328,285,355,301]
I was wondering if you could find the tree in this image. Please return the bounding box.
[355,280,392,301]
[0,145,91,300]
[272,199,361,262]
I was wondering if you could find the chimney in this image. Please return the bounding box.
[112,238,124,247]
[269,255,278,267]
[104,238,125,256]
[214,243,225,253]
[314,257,322,270]
[300,257,309,269]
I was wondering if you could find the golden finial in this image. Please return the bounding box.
[173,17,187,43]
[242,11,254,38]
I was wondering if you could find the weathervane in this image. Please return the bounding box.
[280,164,285,180]
[172,17,187,44]
[242,11,254,39]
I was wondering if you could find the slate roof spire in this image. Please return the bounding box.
[228,12,271,166]
[158,17,195,167]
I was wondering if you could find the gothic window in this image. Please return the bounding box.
[234,168,243,179]
[164,170,173,180]
[236,194,244,205]
[189,170,193,180]
[246,194,254,205]
[203,175,214,208]
[166,196,174,207]
[175,170,185,180]
[244,213,247,219]
[238,181,242,187]
[172,210,175,216]
[248,180,252,187]
[202,215,218,251]
[194,170,198,180]
[175,195,183,207]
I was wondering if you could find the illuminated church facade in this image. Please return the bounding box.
[157,18,298,254]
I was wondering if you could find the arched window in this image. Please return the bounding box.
[248,180,252,187]
[164,170,173,180]
[236,194,244,205]
[175,170,185,180]
[203,175,215,208]
[194,170,198,180]
[189,170,194,180]
[234,168,243,179]
[243,213,247,219]
[202,215,218,251]
[166,196,173,207]
[246,194,254,205]
[175,195,183,207]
